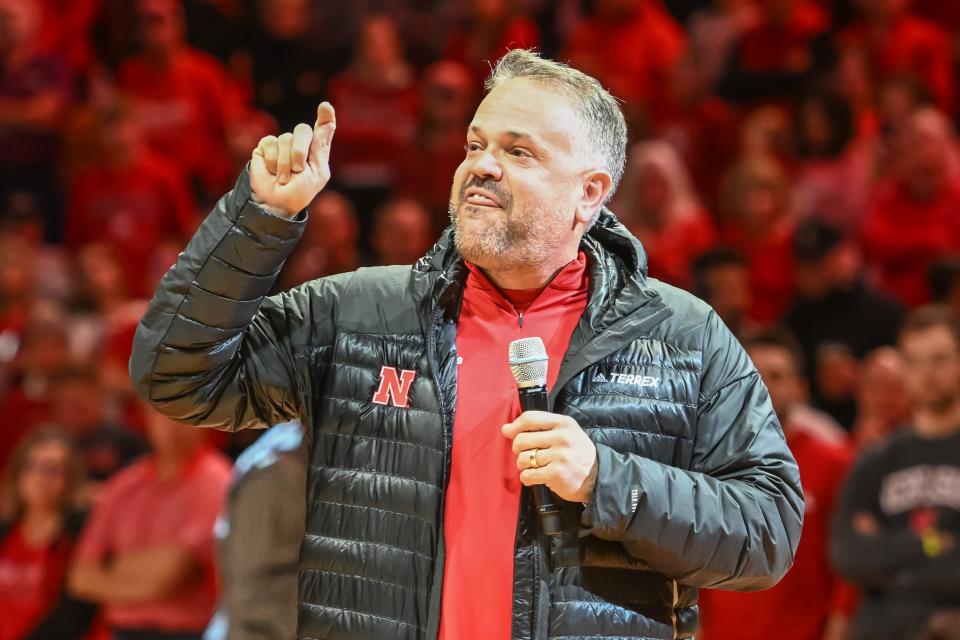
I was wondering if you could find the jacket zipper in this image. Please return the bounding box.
[426,301,453,638]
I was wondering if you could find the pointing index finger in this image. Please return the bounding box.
[315,101,336,131]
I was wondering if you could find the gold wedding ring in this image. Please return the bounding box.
[529,449,539,468]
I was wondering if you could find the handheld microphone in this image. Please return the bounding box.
[508,337,564,536]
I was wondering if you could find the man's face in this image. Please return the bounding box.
[900,326,960,412]
[449,78,588,271]
[749,345,807,421]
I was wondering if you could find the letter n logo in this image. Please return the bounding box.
[372,366,417,408]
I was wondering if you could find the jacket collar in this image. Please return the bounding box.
[413,207,653,317]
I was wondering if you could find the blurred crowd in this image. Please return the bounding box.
[2,0,960,638]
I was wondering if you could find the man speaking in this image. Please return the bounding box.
[131,50,803,640]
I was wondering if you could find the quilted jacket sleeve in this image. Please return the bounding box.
[580,311,804,590]
[130,168,335,431]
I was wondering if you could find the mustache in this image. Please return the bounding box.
[457,177,512,209]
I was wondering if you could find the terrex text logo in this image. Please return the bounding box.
[592,372,659,387]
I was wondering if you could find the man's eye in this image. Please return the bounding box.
[510,148,531,158]
[465,142,482,153]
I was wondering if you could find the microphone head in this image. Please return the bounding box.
[508,337,548,388]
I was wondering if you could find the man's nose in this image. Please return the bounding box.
[469,149,503,181]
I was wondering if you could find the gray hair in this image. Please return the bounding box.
[485,49,628,204]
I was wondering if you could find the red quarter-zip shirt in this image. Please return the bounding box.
[437,252,589,640]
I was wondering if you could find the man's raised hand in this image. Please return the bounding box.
[250,102,336,218]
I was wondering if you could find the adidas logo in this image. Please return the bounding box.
[591,372,660,387]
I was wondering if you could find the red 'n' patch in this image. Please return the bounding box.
[372,366,417,408]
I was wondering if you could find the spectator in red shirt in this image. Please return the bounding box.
[719,154,797,324]
[0,0,73,242]
[792,90,878,232]
[327,14,418,205]
[698,330,855,640]
[836,0,955,115]
[861,108,960,306]
[651,53,739,206]
[0,317,72,473]
[562,0,686,132]
[444,0,540,85]
[610,140,716,287]
[68,406,231,640]
[277,191,366,290]
[716,0,832,104]
[371,197,435,267]
[396,60,476,232]
[67,102,198,298]
[117,0,242,200]
[0,427,95,640]
[48,369,148,490]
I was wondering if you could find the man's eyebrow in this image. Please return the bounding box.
[469,125,542,146]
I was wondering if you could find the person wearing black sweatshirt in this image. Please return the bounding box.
[831,305,960,640]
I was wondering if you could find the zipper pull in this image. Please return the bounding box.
[518,312,524,328]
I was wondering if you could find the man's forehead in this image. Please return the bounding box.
[469,78,579,151]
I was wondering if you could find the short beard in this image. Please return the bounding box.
[449,179,565,270]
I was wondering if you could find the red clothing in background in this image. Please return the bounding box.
[117,48,240,194]
[562,0,685,107]
[836,17,955,115]
[74,447,231,633]
[444,17,540,85]
[861,178,960,306]
[0,387,54,473]
[698,424,855,640]
[0,522,74,640]
[631,210,716,288]
[67,153,197,296]
[327,68,418,187]
[723,220,796,325]
[736,2,830,73]
[438,253,589,640]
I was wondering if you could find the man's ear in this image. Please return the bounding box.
[575,170,614,227]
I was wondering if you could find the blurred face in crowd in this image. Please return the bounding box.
[899,324,960,414]
[0,0,38,58]
[857,0,911,22]
[359,16,403,67]
[794,244,861,298]
[748,344,807,422]
[857,347,910,425]
[373,199,434,265]
[21,323,70,377]
[636,163,671,221]
[743,180,784,231]
[702,262,751,328]
[0,234,32,300]
[260,0,309,39]
[78,244,128,301]
[306,192,358,251]
[52,378,104,433]
[16,439,70,515]
[422,62,474,129]
[144,407,207,459]
[138,0,185,54]
[450,78,608,272]
[900,109,953,199]
[473,0,509,22]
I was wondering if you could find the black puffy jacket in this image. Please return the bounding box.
[131,170,804,640]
